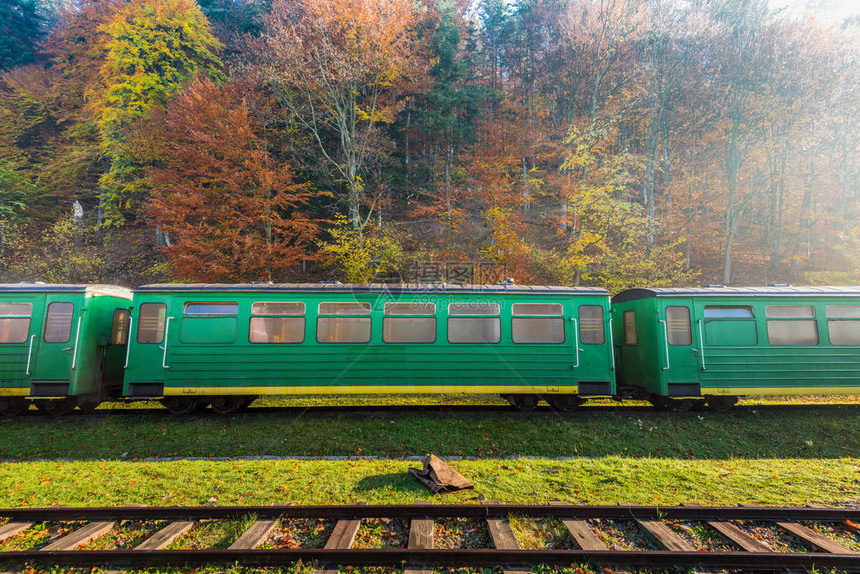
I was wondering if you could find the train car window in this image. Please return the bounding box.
[666,306,692,346]
[703,306,757,346]
[319,302,371,315]
[579,305,605,345]
[317,302,371,343]
[44,302,74,343]
[0,303,32,344]
[448,302,500,344]
[623,310,637,346]
[384,302,436,315]
[765,305,815,318]
[252,302,305,315]
[137,303,166,344]
[448,302,500,315]
[383,302,436,343]
[826,305,860,345]
[512,303,563,316]
[704,306,754,318]
[110,309,130,345]
[184,302,238,315]
[511,304,563,344]
[250,302,305,343]
[766,305,818,346]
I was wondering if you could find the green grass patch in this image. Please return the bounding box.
[1,405,857,460]
[0,457,856,508]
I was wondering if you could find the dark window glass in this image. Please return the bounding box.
[666,306,692,346]
[766,305,817,345]
[704,306,754,318]
[579,305,605,345]
[250,317,305,343]
[137,303,166,344]
[184,302,238,315]
[252,302,305,315]
[447,317,500,344]
[111,309,130,345]
[827,305,860,345]
[512,317,564,344]
[0,303,32,316]
[383,317,436,343]
[623,310,637,346]
[317,317,371,343]
[44,302,74,343]
[448,302,500,315]
[0,318,30,343]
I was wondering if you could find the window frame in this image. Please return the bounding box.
[0,303,33,345]
[111,308,131,345]
[511,303,565,345]
[382,302,436,344]
[622,310,637,346]
[137,302,167,345]
[44,302,74,344]
[765,304,819,346]
[316,301,372,344]
[447,301,501,344]
[249,301,306,344]
[826,305,860,346]
[578,304,605,345]
[665,305,692,346]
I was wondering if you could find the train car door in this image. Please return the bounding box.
[659,301,702,397]
[123,297,171,398]
[29,294,80,396]
[0,293,45,391]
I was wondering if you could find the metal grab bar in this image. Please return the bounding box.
[571,318,580,368]
[697,319,706,370]
[659,319,670,371]
[25,335,36,375]
[161,317,174,369]
[124,316,134,369]
[71,317,82,370]
[608,315,615,371]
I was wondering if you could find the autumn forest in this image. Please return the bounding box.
[0,0,858,290]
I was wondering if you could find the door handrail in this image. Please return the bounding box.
[161,317,174,369]
[124,316,134,369]
[659,319,670,371]
[697,319,706,371]
[607,315,615,371]
[25,335,36,375]
[571,318,580,368]
[71,317,82,370]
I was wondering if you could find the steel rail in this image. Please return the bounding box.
[1,548,858,569]
[1,503,858,522]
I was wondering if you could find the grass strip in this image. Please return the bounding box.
[1,406,857,460]
[0,457,856,508]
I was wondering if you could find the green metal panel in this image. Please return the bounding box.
[124,287,614,397]
[0,292,44,396]
[612,288,860,398]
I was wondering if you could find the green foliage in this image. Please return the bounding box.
[0,0,45,71]
[10,216,106,282]
[320,215,408,282]
[98,0,223,226]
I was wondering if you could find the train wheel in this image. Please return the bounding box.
[502,394,539,411]
[545,394,583,412]
[35,399,75,416]
[706,395,738,413]
[161,397,198,416]
[0,398,28,417]
[210,396,245,415]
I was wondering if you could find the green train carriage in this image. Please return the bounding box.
[123,283,615,414]
[611,286,860,411]
[0,284,132,415]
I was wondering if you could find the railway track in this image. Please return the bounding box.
[0,503,858,571]
[11,402,860,418]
